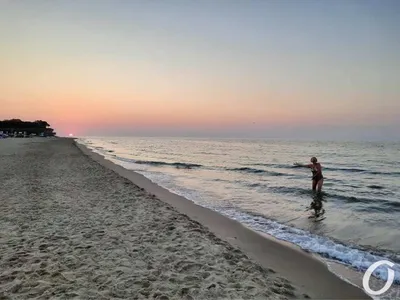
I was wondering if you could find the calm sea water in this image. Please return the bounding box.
[78,137,400,285]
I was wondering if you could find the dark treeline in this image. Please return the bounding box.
[0,119,56,136]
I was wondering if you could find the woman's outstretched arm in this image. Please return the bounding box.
[294,162,312,168]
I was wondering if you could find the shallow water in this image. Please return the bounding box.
[78,137,400,286]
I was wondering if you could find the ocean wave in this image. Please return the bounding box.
[110,156,135,163]
[253,163,400,176]
[335,194,399,207]
[354,201,400,213]
[107,155,203,169]
[114,156,202,169]
[367,185,384,190]
[246,183,264,188]
[131,159,202,169]
[195,151,228,156]
[324,167,367,173]
[268,186,318,196]
[252,163,293,169]
[322,167,400,177]
[91,146,116,155]
[369,171,400,176]
[226,167,289,176]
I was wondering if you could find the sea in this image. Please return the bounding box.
[77,136,400,295]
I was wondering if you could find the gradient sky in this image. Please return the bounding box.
[0,0,399,140]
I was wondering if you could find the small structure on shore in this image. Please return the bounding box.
[0,119,57,137]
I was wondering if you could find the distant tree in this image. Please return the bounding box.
[34,120,50,128]
[0,119,56,136]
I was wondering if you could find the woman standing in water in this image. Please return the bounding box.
[295,157,324,192]
[295,157,325,218]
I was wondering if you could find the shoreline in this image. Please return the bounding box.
[75,138,370,299]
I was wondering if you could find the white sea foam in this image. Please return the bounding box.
[213,208,400,283]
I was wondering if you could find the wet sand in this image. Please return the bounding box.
[0,138,369,299]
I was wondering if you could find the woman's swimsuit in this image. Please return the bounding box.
[312,166,323,182]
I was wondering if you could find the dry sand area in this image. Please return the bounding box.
[0,138,309,299]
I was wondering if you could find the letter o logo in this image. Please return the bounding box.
[362,260,395,296]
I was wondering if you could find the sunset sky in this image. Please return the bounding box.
[1,0,399,139]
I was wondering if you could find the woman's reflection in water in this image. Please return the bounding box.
[309,192,326,218]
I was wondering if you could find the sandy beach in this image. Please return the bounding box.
[0,138,369,299]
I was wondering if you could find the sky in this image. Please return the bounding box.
[0,0,399,140]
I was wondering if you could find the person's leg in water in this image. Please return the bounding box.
[316,178,324,192]
[310,176,324,216]
[310,180,318,215]
[312,179,317,191]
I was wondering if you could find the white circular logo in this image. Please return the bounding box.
[362,260,395,296]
